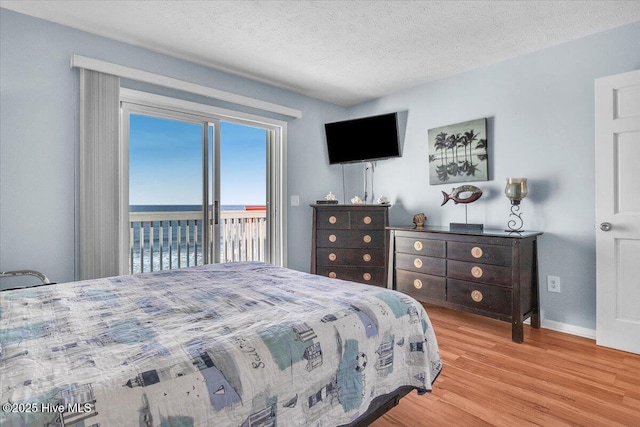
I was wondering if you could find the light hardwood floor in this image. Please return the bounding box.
[373,304,640,427]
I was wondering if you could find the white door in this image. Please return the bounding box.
[595,69,640,354]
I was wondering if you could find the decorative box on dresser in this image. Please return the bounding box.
[311,204,389,287]
[387,226,543,343]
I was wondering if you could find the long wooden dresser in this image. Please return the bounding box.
[311,204,389,287]
[387,226,543,342]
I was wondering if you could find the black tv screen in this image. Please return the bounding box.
[324,113,401,164]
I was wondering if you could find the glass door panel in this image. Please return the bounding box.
[129,113,205,273]
[218,121,268,262]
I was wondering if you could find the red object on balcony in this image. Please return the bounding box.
[245,205,267,211]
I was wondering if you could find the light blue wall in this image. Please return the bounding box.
[345,21,640,330]
[0,8,345,284]
[2,7,639,331]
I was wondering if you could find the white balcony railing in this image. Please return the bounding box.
[129,209,267,274]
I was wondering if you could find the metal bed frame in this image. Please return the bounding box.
[0,269,52,291]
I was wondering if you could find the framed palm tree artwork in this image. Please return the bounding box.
[428,118,488,184]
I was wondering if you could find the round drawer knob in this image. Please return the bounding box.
[363,235,372,243]
[363,273,372,281]
[329,234,337,242]
[471,290,483,302]
[471,246,483,258]
[363,253,372,262]
[329,215,337,224]
[414,241,423,251]
[328,272,337,278]
[413,258,423,269]
[413,279,423,289]
[329,253,337,261]
[471,266,483,278]
[363,216,372,225]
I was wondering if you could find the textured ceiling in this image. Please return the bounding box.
[3,1,640,106]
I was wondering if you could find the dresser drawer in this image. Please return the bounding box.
[396,253,446,276]
[351,210,386,229]
[317,230,385,249]
[316,210,350,229]
[395,236,446,257]
[317,247,385,267]
[447,260,512,287]
[448,241,512,266]
[447,278,511,317]
[316,266,386,286]
[396,269,446,302]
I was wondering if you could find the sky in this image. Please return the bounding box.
[129,114,267,206]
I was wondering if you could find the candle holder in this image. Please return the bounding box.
[505,178,528,232]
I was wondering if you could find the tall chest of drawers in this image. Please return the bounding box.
[311,205,389,287]
[388,226,543,342]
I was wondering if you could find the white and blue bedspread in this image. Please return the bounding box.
[0,262,441,426]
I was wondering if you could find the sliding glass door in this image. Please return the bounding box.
[123,103,271,273]
[217,122,267,263]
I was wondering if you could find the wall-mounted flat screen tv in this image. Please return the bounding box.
[324,112,401,164]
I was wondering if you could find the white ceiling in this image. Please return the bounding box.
[3,1,640,106]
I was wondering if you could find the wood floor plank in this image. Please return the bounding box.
[372,305,640,427]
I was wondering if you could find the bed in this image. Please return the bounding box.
[0,262,442,426]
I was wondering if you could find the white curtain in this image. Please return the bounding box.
[79,69,124,279]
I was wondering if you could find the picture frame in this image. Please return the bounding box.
[428,118,488,185]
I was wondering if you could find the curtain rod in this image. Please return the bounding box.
[70,54,302,119]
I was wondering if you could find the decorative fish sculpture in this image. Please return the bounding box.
[441,185,483,206]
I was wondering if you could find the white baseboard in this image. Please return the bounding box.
[524,318,596,340]
[541,319,596,339]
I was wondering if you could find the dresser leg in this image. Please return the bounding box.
[512,321,524,343]
[531,310,541,329]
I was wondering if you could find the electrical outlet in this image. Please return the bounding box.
[547,275,561,293]
[290,195,300,206]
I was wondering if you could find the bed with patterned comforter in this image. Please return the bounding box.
[0,262,442,426]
